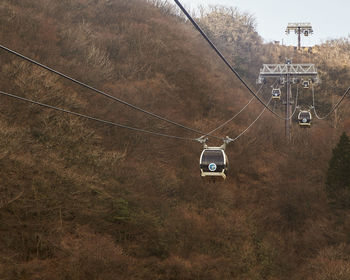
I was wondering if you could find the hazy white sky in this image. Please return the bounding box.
[178,0,350,46]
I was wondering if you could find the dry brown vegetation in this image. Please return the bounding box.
[1,0,350,279]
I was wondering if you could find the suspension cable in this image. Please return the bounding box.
[290,83,300,119]
[229,97,273,142]
[0,90,197,141]
[271,80,299,121]
[174,0,288,121]
[0,45,223,141]
[312,83,350,120]
[204,83,264,137]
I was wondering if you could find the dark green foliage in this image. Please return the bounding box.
[110,198,130,222]
[326,132,350,207]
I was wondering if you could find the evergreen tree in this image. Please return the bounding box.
[326,132,350,207]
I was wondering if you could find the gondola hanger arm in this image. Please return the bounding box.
[196,136,232,149]
[220,136,234,150]
[196,136,209,148]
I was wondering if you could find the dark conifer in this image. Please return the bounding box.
[326,132,350,206]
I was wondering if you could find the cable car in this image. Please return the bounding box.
[199,147,228,180]
[302,80,310,89]
[272,88,281,99]
[292,78,300,84]
[298,110,312,126]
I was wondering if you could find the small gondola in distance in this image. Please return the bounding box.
[298,110,312,127]
[302,80,310,89]
[272,88,281,100]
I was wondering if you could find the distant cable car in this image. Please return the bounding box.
[298,110,312,126]
[302,80,310,89]
[272,88,281,99]
[199,147,228,180]
[292,78,300,84]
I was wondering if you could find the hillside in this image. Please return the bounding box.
[1,0,350,279]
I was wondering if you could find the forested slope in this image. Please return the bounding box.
[1,0,350,279]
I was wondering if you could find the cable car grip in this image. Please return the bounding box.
[196,136,233,150]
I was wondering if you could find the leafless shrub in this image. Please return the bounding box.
[146,0,177,15]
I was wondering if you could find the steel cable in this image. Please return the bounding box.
[0,45,223,140]
[0,90,197,141]
[312,83,350,120]
[174,0,289,121]
[203,83,265,137]
[229,97,273,142]
[290,83,300,119]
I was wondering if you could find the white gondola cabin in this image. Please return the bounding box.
[298,110,312,126]
[302,80,310,89]
[199,147,228,180]
[272,88,281,99]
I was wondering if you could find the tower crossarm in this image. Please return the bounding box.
[285,23,313,34]
[257,64,319,83]
[285,22,313,50]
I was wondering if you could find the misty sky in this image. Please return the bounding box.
[178,0,350,46]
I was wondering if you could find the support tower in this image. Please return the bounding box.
[286,23,313,50]
[257,60,319,140]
